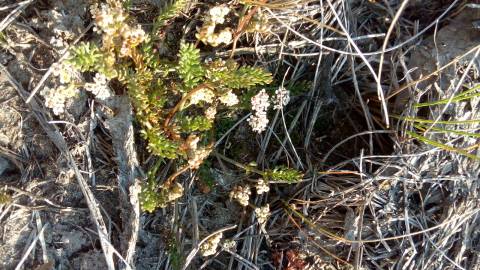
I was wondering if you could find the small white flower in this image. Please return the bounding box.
[215,28,233,44]
[204,57,213,64]
[196,6,233,47]
[51,62,77,84]
[93,3,127,34]
[251,89,270,113]
[189,88,215,105]
[156,183,185,208]
[188,147,212,169]
[222,239,237,252]
[230,185,251,206]
[205,106,217,120]
[255,179,270,194]
[273,87,290,110]
[40,85,78,115]
[219,91,239,106]
[248,89,270,133]
[84,73,113,100]
[246,12,271,33]
[209,6,230,24]
[201,28,233,47]
[119,44,131,57]
[185,135,200,151]
[42,87,66,115]
[255,204,270,225]
[247,112,269,133]
[128,25,146,42]
[200,233,223,257]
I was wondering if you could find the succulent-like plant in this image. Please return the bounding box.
[65,0,272,211]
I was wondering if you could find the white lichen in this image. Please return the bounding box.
[38,7,85,49]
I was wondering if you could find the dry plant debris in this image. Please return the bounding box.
[0,0,479,270]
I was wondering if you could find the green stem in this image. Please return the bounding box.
[214,152,264,175]
[393,115,480,125]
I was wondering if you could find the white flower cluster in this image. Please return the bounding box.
[255,204,270,225]
[189,88,215,105]
[196,6,233,47]
[155,182,184,208]
[91,2,146,56]
[255,179,270,194]
[273,87,290,110]
[209,6,230,24]
[205,106,217,120]
[183,135,212,169]
[200,232,223,257]
[84,73,113,100]
[246,12,270,33]
[247,88,291,132]
[32,9,84,48]
[247,89,270,133]
[221,239,237,252]
[40,85,78,115]
[51,62,78,84]
[41,61,83,115]
[188,147,212,169]
[219,91,239,106]
[91,3,127,35]
[230,185,251,206]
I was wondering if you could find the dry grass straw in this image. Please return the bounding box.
[1,0,478,269]
[190,0,480,269]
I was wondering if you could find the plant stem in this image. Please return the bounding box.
[163,83,213,139]
[214,151,264,175]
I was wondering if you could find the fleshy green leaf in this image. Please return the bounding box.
[264,166,303,183]
[178,115,213,132]
[209,64,272,89]
[178,43,204,90]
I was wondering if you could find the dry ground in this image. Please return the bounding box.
[0,0,479,270]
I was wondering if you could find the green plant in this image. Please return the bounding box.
[65,0,272,211]
[216,152,304,183]
[264,166,304,183]
[398,83,480,160]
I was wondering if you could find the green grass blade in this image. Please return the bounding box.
[414,124,480,138]
[414,84,480,108]
[406,131,480,160]
[394,115,480,125]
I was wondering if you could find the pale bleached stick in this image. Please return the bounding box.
[15,223,47,270]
